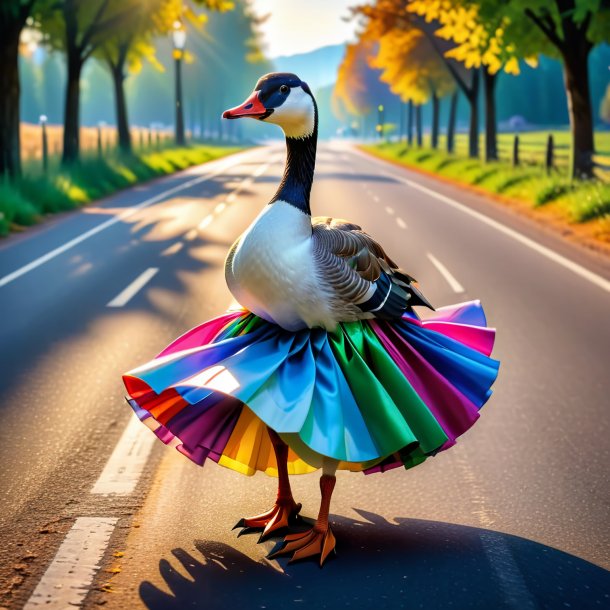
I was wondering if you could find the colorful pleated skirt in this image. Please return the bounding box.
[123,301,499,476]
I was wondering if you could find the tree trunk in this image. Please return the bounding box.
[407,100,413,146]
[110,64,131,154]
[431,92,439,149]
[447,91,458,154]
[562,45,594,179]
[483,69,498,162]
[0,26,22,179]
[524,2,595,178]
[62,55,83,165]
[467,69,480,159]
[415,105,422,147]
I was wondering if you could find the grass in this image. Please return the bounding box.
[0,145,242,236]
[362,141,610,240]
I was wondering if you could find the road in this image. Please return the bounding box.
[0,143,609,610]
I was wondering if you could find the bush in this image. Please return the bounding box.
[0,145,241,237]
[0,182,40,234]
[535,179,574,206]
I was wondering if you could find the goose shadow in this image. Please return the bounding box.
[139,510,609,610]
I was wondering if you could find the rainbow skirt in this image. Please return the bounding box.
[123,301,499,476]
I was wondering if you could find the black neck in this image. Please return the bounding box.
[269,104,318,215]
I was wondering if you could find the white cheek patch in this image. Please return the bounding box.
[265,88,315,139]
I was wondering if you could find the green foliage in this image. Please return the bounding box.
[534,178,574,206]
[0,145,240,236]
[364,140,610,224]
[0,182,39,235]
[568,182,610,222]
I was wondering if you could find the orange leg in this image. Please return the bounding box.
[269,468,337,566]
[233,428,302,541]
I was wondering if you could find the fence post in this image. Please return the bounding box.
[97,123,103,158]
[512,134,519,168]
[40,115,48,173]
[545,134,554,175]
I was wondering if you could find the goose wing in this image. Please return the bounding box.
[311,216,433,317]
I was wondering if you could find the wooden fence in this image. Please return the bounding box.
[20,123,177,167]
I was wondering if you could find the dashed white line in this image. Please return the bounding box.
[253,162,269,177]
[396,217,407,230]
[0,151,256,289]
[373,195,380,203]
[90,414,156,495]
[24,517,118,609]
[226,192,237,203]
[215,202,227,214]
[184,229,198,241]
[427,253,464,293]
[107,267,159,308]
[385,206,395,215]
[354,149,610,293]
[198,215,213,230]
[161,241,184,256]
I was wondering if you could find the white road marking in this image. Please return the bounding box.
[396,217,408,230]
[385,206,395,215]
[24,517,118,609]
[184,229,198,241]
[0,151,258,289]
[373,195,380,203]
[253,162,269,177]
[353,149,610,293]
[161,241,184,256]
[215,202,227,214]
[226,192,237,203]
[198,215,213,230]
[91,414,156,495]
[427,253,464,293]
[107,267,159,308]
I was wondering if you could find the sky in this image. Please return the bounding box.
[251,0,362,58]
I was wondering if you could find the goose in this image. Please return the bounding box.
[222,72,432,334]
[123,72,499,567]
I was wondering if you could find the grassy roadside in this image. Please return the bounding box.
[0,145,243,237]
[362,141,610,248]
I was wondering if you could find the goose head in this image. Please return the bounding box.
[222,72,316,139]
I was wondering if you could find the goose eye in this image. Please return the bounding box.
[280,85,289,94]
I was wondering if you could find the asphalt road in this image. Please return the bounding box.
[0,143,609,610]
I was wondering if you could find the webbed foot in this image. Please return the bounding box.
[268,525,336,566]
[233,499,302,541]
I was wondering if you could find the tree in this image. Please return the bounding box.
[601,84,610,125]
[0,1,37,179]
[352,0,483,158]
[471,0,610,178]
[369,28,455,149]
[333,39,378,118]
[35,0,133,164]
[96,1,155,154]
[407,0,525,161]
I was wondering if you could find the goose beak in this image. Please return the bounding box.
[222,91,269,120]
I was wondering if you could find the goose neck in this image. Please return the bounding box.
[270,117,318,215]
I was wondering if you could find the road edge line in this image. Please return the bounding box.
[0,150,260,289]
[352,147,610,293]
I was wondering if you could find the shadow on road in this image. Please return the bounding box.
[139,510,609,610]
